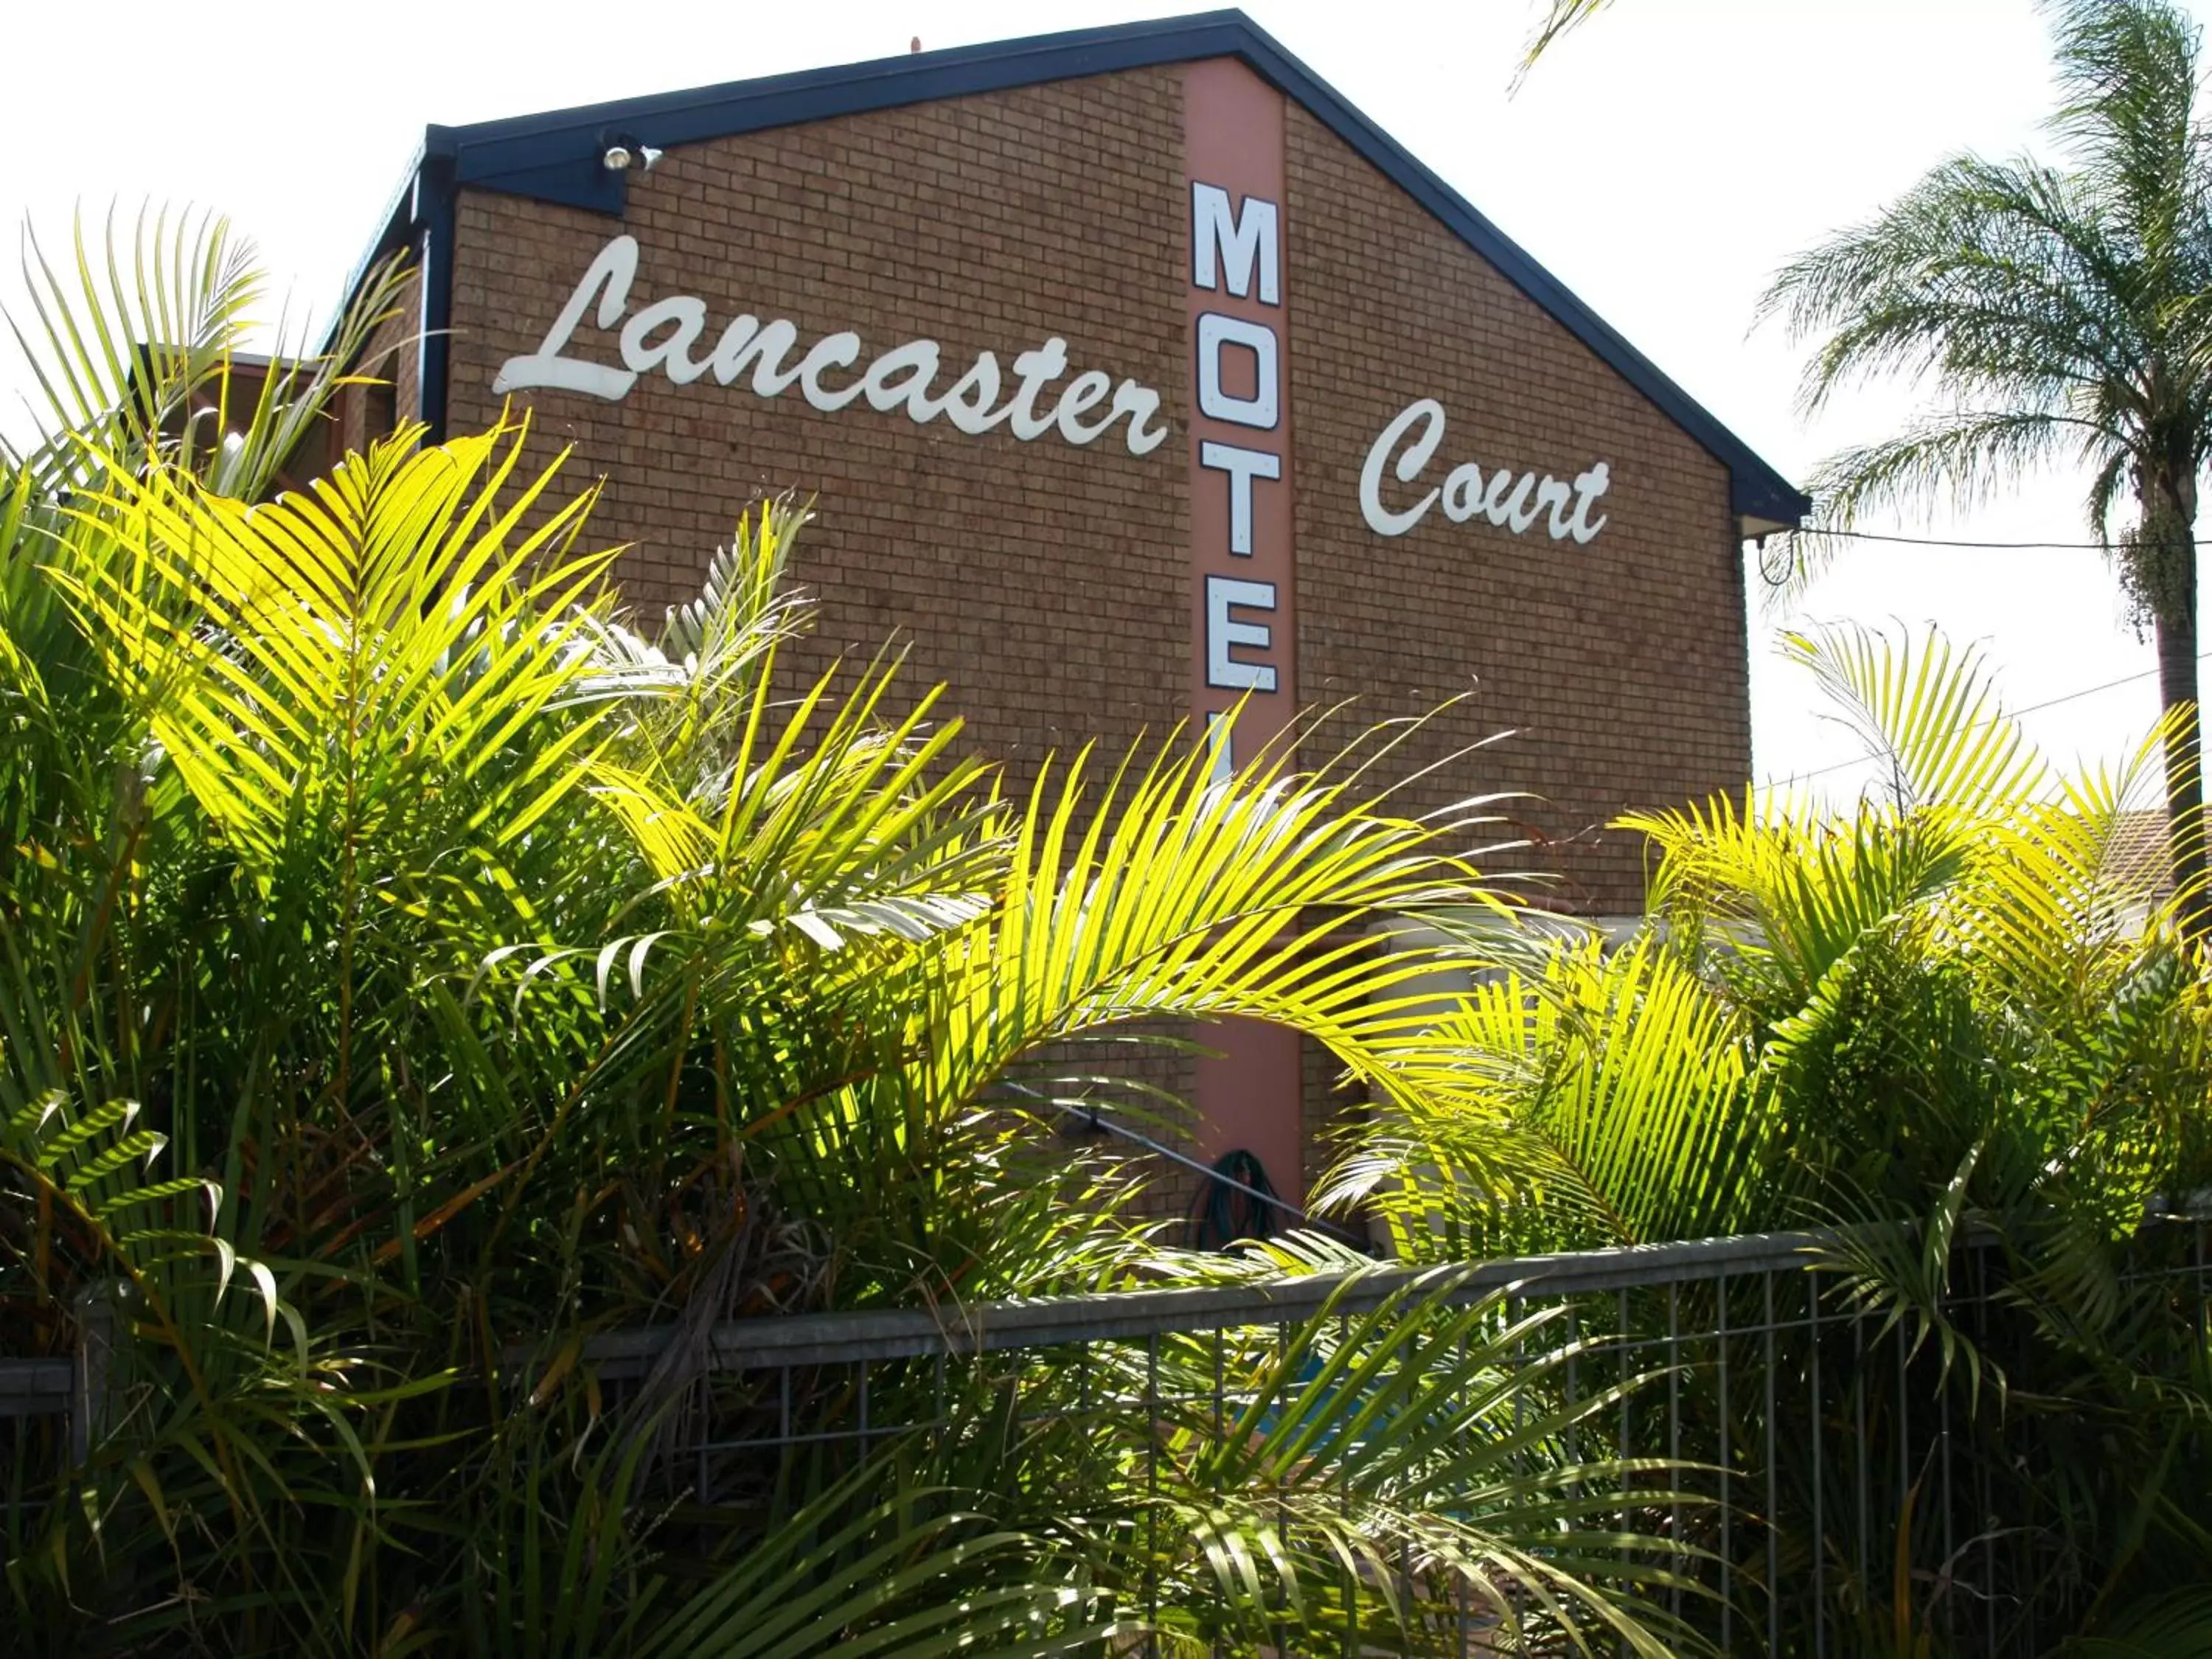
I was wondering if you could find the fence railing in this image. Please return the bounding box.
[549,1225,1834,1379]
[9,1213,2208,1655]
[552,1213,2210,1656]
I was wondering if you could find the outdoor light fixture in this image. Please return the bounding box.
[599,136,662,173]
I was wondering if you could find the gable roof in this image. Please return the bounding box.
[2103,809,2177,901]
[345,10,1808,532]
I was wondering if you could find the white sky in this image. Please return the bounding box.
[1,0,2194,803]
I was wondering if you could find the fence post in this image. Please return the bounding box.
[70,1284,116,1467]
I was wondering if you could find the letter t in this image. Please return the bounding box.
[1200,440,1282,556]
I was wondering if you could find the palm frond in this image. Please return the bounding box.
[4,204,411,502]
[916,720,1505,1113]
[636,1475,1117,1659]
[1760,154,2146,414]
[2061,1587,2212,1657]
[1512,0,1615,84]
[2046,0,2206,251]
[1790,410,2112,582]
[1112,1269,1696,1654]
[568,495,816,776]
[1781,621,2047,813]
[51,420,619,871]
[1335,935,1773,1254]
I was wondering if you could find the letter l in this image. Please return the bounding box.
[493,236,641,400]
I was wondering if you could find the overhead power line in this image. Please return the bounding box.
[1764,649,2212,787]
[1774,526,2182,552]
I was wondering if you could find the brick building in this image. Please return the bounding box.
[329,10,1806,1220]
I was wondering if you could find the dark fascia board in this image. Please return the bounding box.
[319,147,425,361]
[369,8,1808,526]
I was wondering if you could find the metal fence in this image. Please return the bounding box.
[7,1214,2208,1655]
[558,1213,2212,1656]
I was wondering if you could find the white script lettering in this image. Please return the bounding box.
[497,237,641,400]
[1360,397,1610,545]
[493,236,1170,459]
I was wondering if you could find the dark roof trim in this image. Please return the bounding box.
[359,10,1809,526]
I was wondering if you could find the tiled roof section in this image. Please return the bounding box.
[2102,809,2175,900]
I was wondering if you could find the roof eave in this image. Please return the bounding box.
[316,144,430,362]
[327,9,1808,527]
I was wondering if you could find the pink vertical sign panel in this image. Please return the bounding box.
[1183,58,1304,1210]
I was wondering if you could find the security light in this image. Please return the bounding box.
[601,135,661,173]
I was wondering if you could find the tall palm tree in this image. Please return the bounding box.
[1760,0,2212,936]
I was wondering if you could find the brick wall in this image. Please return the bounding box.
[335,269,418,457]
[1280,102,1747,1205]
[425,63,1751,1225]
[443,71,1192,793]
[1285,102,1748,919]
[442,69,1210,1217]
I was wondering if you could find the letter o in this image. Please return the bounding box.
[1196,313,1279,428]
[1443,462,1485,524]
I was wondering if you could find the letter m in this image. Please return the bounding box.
[1192,182,1279,305]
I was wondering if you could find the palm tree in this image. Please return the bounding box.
[1338,622,2211,1259]
[1759,0,2212,937]
[1329,622,2212,1646]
